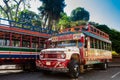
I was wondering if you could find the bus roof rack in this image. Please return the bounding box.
[59,24,109,40]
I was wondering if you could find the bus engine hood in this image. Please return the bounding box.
[40,47,79,59]
[41,48,66,52]
[41,47,79,53]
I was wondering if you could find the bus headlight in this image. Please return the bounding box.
[60,53,66,59]
[40,52,44,59]
[40,54,44,59]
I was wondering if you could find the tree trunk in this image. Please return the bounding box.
[48,15,53,31]
[14,0,22,21]
[42,13,48,28]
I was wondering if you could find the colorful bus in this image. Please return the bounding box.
[0,18,50,70]
[36,24,112,78]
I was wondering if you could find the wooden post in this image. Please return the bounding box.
[10,33,12,46]
[30,36,32,48]
[20,35,22,47]
[38,37,40,48]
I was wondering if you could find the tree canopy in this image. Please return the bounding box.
[70,7,90,21]
[38,0,66,30]
[18,9,41,26]
[0,0,31,21]
[57,13,71,30]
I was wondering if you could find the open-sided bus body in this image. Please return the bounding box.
[36,24,112,78]
[0,18,50,70]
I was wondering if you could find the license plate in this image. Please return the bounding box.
[46,62,51,65]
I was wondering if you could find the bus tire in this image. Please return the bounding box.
[100,62,108,70]
[68,60,80,78]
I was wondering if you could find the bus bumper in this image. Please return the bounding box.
[36,59,70,72]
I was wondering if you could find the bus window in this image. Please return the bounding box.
[94,39,97,49]
[13,40,20,47]
[32,42,37,48]
[90,37,94,48]
[105,42,107,50]
[104,42,106,50]
[84,37,87,48]
[102,42,105,50]
[108,43,112,51]
[0,39,4,46]
[39,42,44,48]
[90,27,93,31]
[96,39,99,49]
[22,41,30,48]
[56,40,77,47]
[107,43,111,50]
[94,29,96,32]
[97,30,99,34]
[5,39,10,46]
[99,41,101,49]
[0,38,10,46]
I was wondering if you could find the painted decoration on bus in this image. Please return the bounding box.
[52,37,58,42]
[52,33,82,42]
[73,33,81,40]
[58,34,73,41]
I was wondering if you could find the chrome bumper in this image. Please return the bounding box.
[38,67,69,73]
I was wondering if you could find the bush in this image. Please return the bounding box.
[112,51,119,55]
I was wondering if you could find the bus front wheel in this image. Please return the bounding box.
[68,60,80,78]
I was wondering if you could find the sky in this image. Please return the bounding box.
[64,0,120,31]
[0,0,120,31]
[30,0,120,31]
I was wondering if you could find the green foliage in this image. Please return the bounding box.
[70,20,87,27]
[57,13,71,30]
[0,0,31,21]
[112,51,119,55]
[18,9,41,26]
[39,0,66,20]
[57,12,87,30]
[70,7,90,21]
[110,29,120,53]
[38,0,66,30]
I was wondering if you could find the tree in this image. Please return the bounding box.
[0,0,31,21]
[38,0,66,31]
[57,13,71,30]
[110,29,120,53]
[18,9,41,26]
[70,7,90,21]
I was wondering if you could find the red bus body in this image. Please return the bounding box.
[0,18,50,70]
[36,24,112,77]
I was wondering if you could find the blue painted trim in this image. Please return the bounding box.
[55,32,75,36]
[83,31,111,43]
[0,54,39,59]
[54,31,111,43]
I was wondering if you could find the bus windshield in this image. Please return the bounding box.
[57,40,77,47]
[51,40,83,48]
